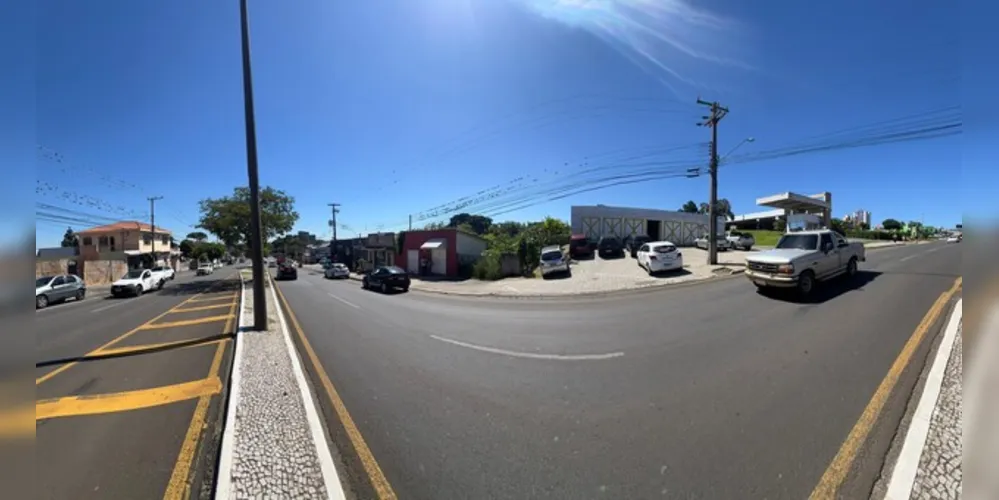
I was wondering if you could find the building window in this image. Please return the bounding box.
[109,236,116,252]
[143,234,152,245]
[82,236,92,246]
[161,235,170,245]
[98,236,110,248]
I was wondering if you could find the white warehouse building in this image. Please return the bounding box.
[570,205,726,247]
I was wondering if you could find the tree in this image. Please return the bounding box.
[179,239,195,258]
[679,200,699,213]
[774,218,787,232]
[191,241,226,262]
[61,227,78,248]
[830,218,847,235]
[197,186,299,249]
[882,218,903,231]
[489,221,525,238]
[447,213,493,235]
[186,231,208,242]
[424,221,447,230]
[858,222,870,231]
[698,198,735,220]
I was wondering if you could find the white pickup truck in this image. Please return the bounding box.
[744,229,866,297]
[110,268,167,298]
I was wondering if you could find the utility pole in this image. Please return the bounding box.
[408,214,412,231]
[696,98,729,266]
[240,0,267,330]
[148,196,163,266]
[328,203,340,261]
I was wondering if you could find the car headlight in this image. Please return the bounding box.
[778,263,794,274]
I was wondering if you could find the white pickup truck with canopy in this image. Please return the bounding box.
[744,229,866,297]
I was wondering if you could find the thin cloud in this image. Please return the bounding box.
[511,0,753,92]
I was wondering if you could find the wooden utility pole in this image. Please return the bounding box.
[148,196,163,266]
[696,98,728,266]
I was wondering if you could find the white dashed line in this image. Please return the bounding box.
[328,293,360,309]
[90,299,131,313]
[429,335,624,360]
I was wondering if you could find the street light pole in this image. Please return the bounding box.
[240,0,267,330]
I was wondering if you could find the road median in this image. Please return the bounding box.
[215,270,345,499]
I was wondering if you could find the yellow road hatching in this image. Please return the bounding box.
[36,377,223,420]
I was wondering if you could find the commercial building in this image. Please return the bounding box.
[730,192,833,231]
[570,205,725,246]
[395,228,488,277]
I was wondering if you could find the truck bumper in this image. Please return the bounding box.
[744,270,798,288]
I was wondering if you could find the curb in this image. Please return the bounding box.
[883,298,963,500]
[213,271,247,499]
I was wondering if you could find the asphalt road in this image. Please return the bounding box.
[35,269,240,500]
[276,242,961,500]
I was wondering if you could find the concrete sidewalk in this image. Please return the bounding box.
[214,271,345,499]
[880,299,963,500]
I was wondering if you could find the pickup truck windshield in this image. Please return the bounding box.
[776,234,819,250]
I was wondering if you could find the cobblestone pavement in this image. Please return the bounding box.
[910,327,962,500]
[216,273,332,499]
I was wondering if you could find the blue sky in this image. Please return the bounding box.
[21,0,993,248]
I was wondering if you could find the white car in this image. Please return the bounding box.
[946,235,961,243]
[539,246,571,278]
[636,241,684,275]
[726,231,755,251]
[111,269,164,297]
[152,265,175,280]
[196,264,214,276]
[694,234,731,251]
[324,263,350,279]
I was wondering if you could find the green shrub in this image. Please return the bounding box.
[472,254,505,281]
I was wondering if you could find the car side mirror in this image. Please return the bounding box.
[823,242,833,252]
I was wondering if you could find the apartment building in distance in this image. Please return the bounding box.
[77,220,179,268]
[844,209,872,228]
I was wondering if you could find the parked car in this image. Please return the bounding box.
[597,236,625,258]
[624,234,652,258]
[276,263,298,280]
[539,245,571,278]
[946,234,962,243]
[324,262,350,279]
[111,268,164,298]
[636,241,684,275]
[694,234,731,251]
[196,263,214,276]
[35,274,87,309]
[362,266,410,293]
[744,229,866,297]
[152,265,176,281]
[569,234,594,259]
[726,231,755,251]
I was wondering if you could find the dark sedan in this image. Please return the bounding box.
[597,236,625,259]
[362,266,411,293]
[276,263,298,280]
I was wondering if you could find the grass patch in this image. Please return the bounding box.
[743,230,784,247]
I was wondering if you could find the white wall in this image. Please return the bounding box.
[456,231,487,257]
[570,205,726,245]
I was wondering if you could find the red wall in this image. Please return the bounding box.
[395,229,459,276]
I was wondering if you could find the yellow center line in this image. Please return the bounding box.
[275,283,398,500]
[809,276,962,499]
[163,283,239,500]
[139,315,233,330]
[171,303,233,313]
[36,377,222,420]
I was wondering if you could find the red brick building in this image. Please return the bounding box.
[395,228,488,277]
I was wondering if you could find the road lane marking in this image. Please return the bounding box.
[91,300,132,313]
[275,283,395,499]
[186,294,236,303]
[809,277,962,500]
[140,315,233,330]
[328,293,361,309]
[165,291,238,500]
[94,336,228,358]
[36,276,236,385]
[0,405,35,438]
[884,298,962,500]
[36,377,222,420]
[429,335,626,360]
[171,303,233,313]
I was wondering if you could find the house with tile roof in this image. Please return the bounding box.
[77,220,179,268]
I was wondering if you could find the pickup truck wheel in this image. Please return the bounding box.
[797,271,815,296]
[157,280,165,290]
[846,258,858,278]
[135,285,144,296]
